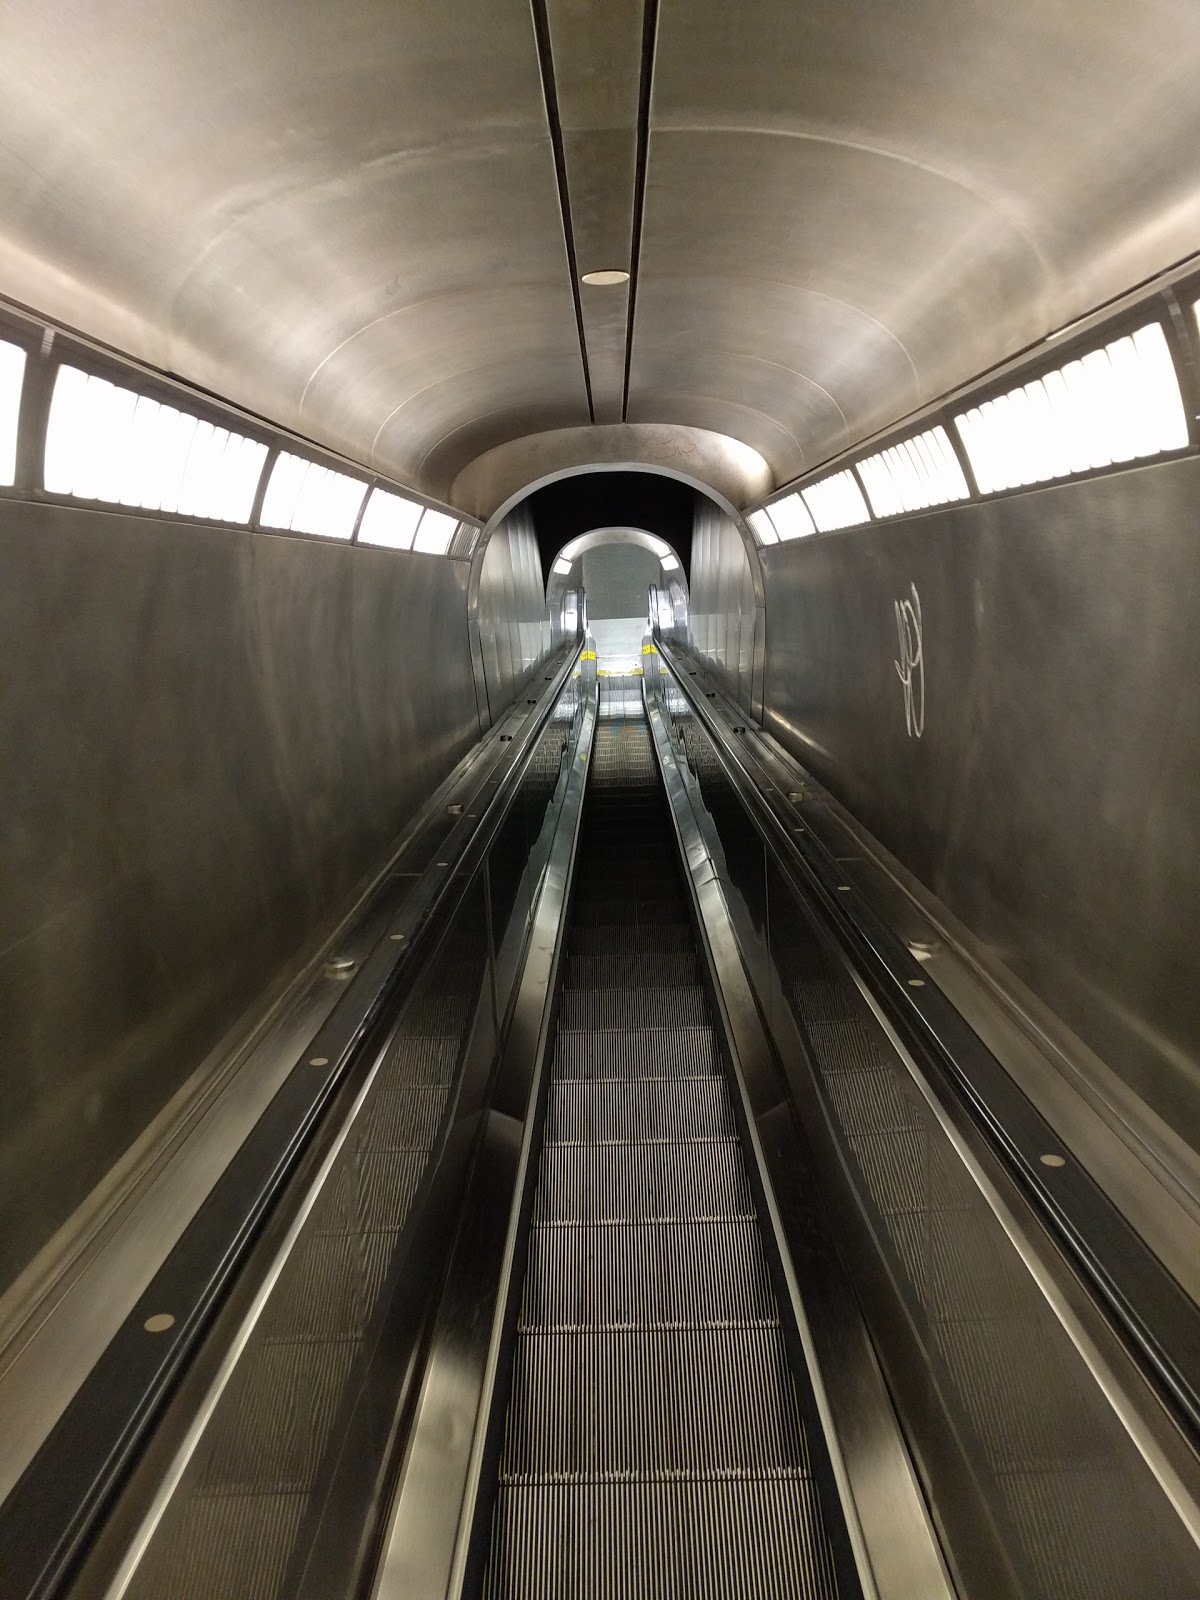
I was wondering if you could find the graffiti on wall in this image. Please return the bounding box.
[893,582,924,738]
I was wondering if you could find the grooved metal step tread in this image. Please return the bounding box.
[552,1028,719,1080]
[520,1219,777,1329]
[571,899,693,929]
[546,1077,734,1143]
[557,985,709,1031]
[500,1325,810,1479]
[485,1476,838,1600]
[564,951,701,990]
[567,924,695,956]
[534,1140,754,1223]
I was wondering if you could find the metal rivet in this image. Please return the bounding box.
[309,1056,329,1066]
[907,977,926,988]
[837,885,851,892]
[144,1313,175,1334]
[325,955,356,978]
[390,932,406,941]
[1040,1152,1066,1168]
[437,861,449,867]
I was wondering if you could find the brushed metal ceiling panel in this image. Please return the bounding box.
[0,0,587,500]
[2,0,1200,506]
[635,0,1200,488]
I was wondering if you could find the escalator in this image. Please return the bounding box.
[9,657,1200,1600]
[478,676,850,1598]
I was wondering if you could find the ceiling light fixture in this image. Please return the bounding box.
[581,269,629,286]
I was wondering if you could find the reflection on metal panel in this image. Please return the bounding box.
[686,500,758,711]
[666,685,1200,1597]
[759,453,1200,1154]
[474,507,553,725]
[0,501,477,1297]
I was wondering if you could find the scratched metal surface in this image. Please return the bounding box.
[473,508,553,726]
[0,497,549,1300]
[755,453,1200,1155]
[686,499,762,715]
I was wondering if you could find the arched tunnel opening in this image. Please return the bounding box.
[0,6,1199,1597]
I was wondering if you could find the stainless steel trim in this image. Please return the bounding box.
[370,659,599,1600]
[642,678,956,1600]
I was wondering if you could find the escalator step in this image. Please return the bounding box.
[520,1219,777,1329]
[499,1324,809,1477]
[486,1476,837,1600]
[552,1027,719,1080]
[557,985,708,1031]
[546,1076,734,1143]
[535,1140,753,1224]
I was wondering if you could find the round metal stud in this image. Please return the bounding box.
[144,1313,175,1334]
[325,955,356,978]
[309,1056,329,1066]
[1040,1153,1066,1168]
[907,977,926,987]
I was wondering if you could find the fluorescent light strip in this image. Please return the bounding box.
[0,340,26,485]
[43,366,268,520]
[552,555,573,575]
[747,509,777,544]
[858,424,969,517]
[261,451,366,539]
[413,508,458,554]
[801,469,871,533]
[953,321,1187,495]
[660,553,680,571]
[764,492,815,540]
[358,488,423,549]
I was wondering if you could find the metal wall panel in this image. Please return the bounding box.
[0,503,479,1295]
[687,500,760,712]
[474,507,553,724]
[580,544,661,620]
[758,456,1200,1153]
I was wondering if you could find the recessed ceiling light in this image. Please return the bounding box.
[581,269,629,286]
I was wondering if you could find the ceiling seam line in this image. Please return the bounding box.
[621,0,660,424]
[529,0,595,425]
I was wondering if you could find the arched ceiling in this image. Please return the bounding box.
[2,0,1199,509]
